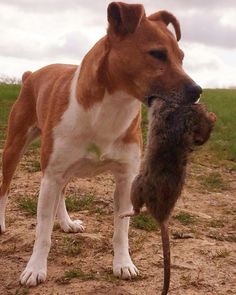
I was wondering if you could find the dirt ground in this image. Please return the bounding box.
[0,149,235,295]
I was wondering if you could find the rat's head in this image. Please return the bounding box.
[106,2,202,105]
[191,104,217,146]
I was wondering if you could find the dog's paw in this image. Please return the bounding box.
[0,223,6,234]
[60,219,85,233]
[20,266,47,287]
[113,256,139,279]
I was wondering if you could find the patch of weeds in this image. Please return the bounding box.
[209,218,225,228]
[61,236,82,256]
[25,159,41,172]
[15,288,29,295]
[29,138,41,150]
[132,233,148,252]
[65,268,95,280]
[131,214,159,231]
[198,172,229,192]
[229,163,236,172]
[101,270,121,284]
[174,212,196,226]
[17,196,37,216]
[56,268,96,284]
[65,194,95,212]
[93,207,107,215]
[53,222,61,231]
[212,249,230,259]
[2,243,17,255]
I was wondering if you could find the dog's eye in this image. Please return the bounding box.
[149,49,167,61]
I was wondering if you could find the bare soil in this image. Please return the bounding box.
[0,150,236,295]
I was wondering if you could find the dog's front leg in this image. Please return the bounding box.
[112,172,139,279]
[20,175,63,287]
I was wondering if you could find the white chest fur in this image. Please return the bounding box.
[47,67,141,179]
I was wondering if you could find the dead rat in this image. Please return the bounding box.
[121,99,217,295]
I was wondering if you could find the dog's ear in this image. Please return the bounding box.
[148,10,181,41]
[107,2,145,36]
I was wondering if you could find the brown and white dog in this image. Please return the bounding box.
[0,2,202,287]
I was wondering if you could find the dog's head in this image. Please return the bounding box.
[106,2,202,105]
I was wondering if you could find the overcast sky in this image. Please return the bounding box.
[0,0,236,88]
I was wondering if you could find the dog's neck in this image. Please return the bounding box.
[74,37,109,109]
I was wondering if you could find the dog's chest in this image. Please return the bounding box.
[49,90,140,177]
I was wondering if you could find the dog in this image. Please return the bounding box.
[0,2,202,287]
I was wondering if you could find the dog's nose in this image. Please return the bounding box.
[185,84,202,103]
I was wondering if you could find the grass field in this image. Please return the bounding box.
[0,83,20,142]
[0,84,236,295]
[1,84,235,166]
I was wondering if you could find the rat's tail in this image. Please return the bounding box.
[160,219,170,295]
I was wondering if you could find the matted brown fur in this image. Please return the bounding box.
[130,100,216,295]
[131,101,216,220]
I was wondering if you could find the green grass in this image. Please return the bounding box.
[65,194,95,212]
[0,83,40,149]
[15,288,29,295]
[56,268,95,285]
[212,248,230,259]
[0,84,20,143]
[0,85,235,165]
[17,196,37,216]
[198,172,229,192]
[141,105,148,145]
[174,212,196,225]
[209,218,225,228]
[131,213,159,231]
[64,268,95,280]
[141,89,236,167]
[60,236,83,256]
[200,89,236,163]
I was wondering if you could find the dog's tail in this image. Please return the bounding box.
[22,71,32,83]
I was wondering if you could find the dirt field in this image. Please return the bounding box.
[0,147,235,295]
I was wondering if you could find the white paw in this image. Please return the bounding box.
[113,256,139,279]
[60,219,85,233]
[0,223,6,234]
[0,194,7,234]
[20,266,47,287]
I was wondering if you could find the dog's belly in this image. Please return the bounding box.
[63,158,119,179]
[46,135,140,181]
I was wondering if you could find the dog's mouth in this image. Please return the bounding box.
[145,93,201,107]
[146,95,159,107]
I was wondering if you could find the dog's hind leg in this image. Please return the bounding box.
[56,187,84,233]
[0,78,39,233]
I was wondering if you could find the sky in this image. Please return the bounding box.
[0,0,236,88]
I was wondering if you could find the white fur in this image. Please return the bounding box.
[20,175,62,286]
[21,65,142,286]
[57,192,84,233]
[47,67,141,179]
[0,193,8,233]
